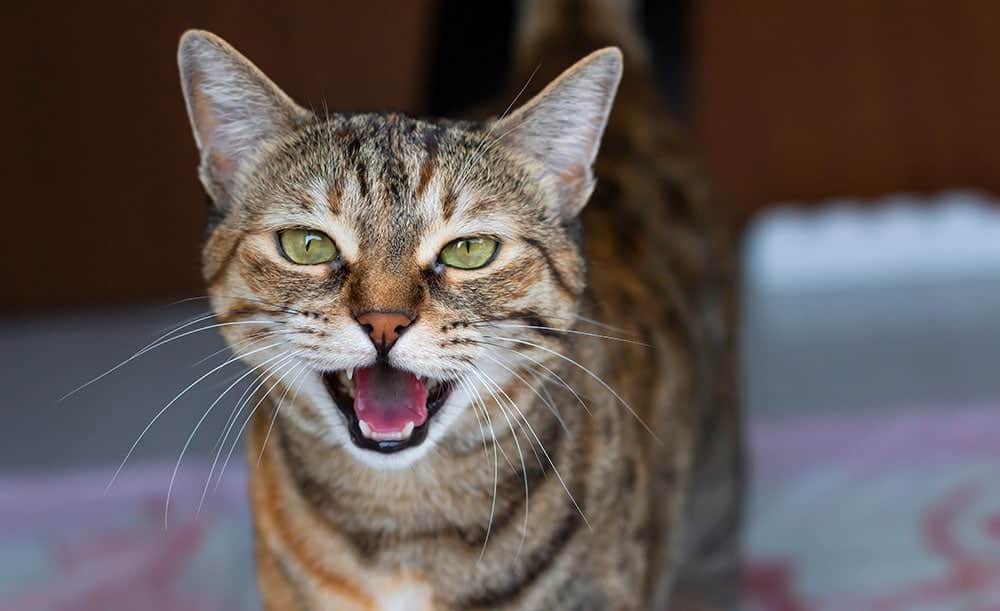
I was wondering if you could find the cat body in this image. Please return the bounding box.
[178,1,742,609]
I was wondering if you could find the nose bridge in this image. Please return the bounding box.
[347,262,425,315]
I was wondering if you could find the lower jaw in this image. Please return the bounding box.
[345,413,432,454]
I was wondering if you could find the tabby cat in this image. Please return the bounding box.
[177,0,742,609]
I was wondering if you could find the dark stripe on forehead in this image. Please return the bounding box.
[415,126,440,200]
[441,183,458,221]
[327,184,342,215]
[345,135,369,200]
[382,128,408,210]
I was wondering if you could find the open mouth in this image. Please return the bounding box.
[322,364,454,454]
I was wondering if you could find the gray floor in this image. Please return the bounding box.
[4,272,1000,474]
[745,272,1000,418]
[2,303,238,472]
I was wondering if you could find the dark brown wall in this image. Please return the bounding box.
[2,1,435,312]
[695,1,1000,219]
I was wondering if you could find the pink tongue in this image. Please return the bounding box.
[353,364,428,433]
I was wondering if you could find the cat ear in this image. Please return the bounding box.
[177,30,311,205]
[495,47,622,217]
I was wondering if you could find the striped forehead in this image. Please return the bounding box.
[245,114,527,265]
[311,117,512,258]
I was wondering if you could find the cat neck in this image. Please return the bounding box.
[250,379,579,535]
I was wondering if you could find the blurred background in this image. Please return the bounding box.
[2,1,999,609]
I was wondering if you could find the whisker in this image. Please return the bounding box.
[216,357,302,489]
[460,373,517,471]
[455,375,500,562]
[59,311,219,400]
[482,335,662,445]
[199,358,287,511]
[455,376,493,468]
[470,363,592,532]
[106,341,283,494]
[256,363,312,466]
[62,319,277,402]
[166,294,307,317]
[480,323,649,347]
[572,313,634,335]
[479,340,592,416]
[469,365,544,470]
[453,63,541,192]
[191,332,274,367]
[165,349,296,527]
[478,351,569,434]
[462,364,532,560]
[150,309,218,337]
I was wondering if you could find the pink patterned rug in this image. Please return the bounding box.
[2,404,999,610]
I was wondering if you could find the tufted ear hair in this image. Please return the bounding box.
[177,30,311,208]
[494,47,622,217]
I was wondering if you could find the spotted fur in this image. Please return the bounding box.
[178,1,742,609]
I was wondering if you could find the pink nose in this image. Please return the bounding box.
[355,311,414,353]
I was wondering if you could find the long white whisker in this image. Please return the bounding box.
[479,351,569,434]
[463,364,531,560]
[572,313,634,334]
[215,358,301,489]
[485,323,649,347]
[481,341,592,416]
[455,63,541,189]
[460,371,517,470]
[256,364,311,466]
[190,332,284,367]
[456,375,492,467]
[483,335,662,444]
[456,374,500,561]
[62,320,276,401]
[106,341,282,493]
[471,362,592,532]
[165,294,305,316]
[60,311,217,400]
[165,349,296,527]
[199,357,287,511]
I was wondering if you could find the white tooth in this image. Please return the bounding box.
[346,368,354,381]
[359,420,373,438]
[401,421,415,438]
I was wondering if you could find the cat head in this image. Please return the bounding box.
[178,30,621,469]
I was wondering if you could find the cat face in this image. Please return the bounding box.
[178,31,621,468]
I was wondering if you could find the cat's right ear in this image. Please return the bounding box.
[178,30,310,206]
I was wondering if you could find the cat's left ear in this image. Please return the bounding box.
[178,30,311,207]
[495,47,622,217]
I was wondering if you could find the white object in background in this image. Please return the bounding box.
[746,190,1000,294]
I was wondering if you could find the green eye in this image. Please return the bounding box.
[438,236,499,270]
[278,229,338,265]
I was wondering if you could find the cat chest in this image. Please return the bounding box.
[312,569,437,611]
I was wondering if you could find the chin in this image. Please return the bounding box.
[334,398,469,470]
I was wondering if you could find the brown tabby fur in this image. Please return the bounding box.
[178,1,742,609]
